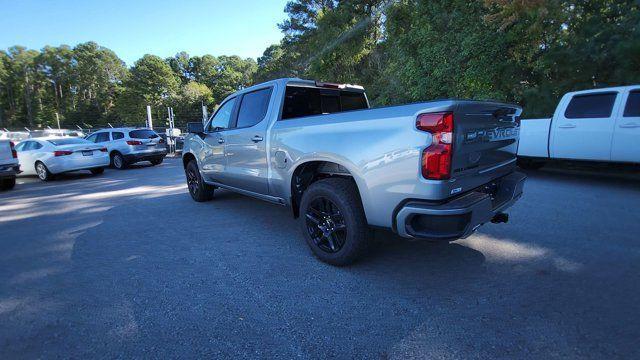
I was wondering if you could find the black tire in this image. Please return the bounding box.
[517,158,545,170]
[35,162,54,181]
[185,160,214,202]
[299,177,370,266]
[0,177,16,190]
[90,167,105,175]
[150,158,164,166]
[111,152,127,169]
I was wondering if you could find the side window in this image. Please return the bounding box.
[623,90,640,117]
[209,98,236,131]
[95,132,110,143]
[112,132,124,140]
[32,142,43,150]
[86,134,98,143]
[565,92,617,119]
[237,88,272,128]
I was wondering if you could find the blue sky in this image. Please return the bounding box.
[0,0,289,65]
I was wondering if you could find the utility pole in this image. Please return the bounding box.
[201,101,208,124]
[55,112,61,130]
[146,105,153,129]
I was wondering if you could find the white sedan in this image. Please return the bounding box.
[15,137,110,181]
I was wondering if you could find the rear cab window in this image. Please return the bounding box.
[281,85,368,120]
[129,129,159,139]
[564,92,617,119]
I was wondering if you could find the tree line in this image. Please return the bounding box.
[1,0,638,130]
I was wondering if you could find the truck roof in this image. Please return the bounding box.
[220,78,365,105]
[566,84,640,96]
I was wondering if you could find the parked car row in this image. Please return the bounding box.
[0,127,167,190]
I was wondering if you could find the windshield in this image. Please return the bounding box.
[129,129,159,139]
[47,138,91,146]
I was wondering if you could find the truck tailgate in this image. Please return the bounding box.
[452,101,521,182]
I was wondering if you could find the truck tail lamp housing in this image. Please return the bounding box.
[9,141,17,158]
[416,112,453,180]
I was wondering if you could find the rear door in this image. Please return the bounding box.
[222,86,273,195]
[550,92,619,161]
[611,89,640,163]
[16,141,42,174]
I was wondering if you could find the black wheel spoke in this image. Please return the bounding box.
[326,234,337,251]
[304,196,348,254]
[305,213,320,224]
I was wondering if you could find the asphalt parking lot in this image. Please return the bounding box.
[1,158,639,359]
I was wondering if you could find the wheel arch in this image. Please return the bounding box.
[289,159,369,220]
[182,152,196,169]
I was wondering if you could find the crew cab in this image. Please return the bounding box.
[518,85,640,168]
[182,78,526,265]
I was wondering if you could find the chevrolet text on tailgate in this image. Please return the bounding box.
[182,78,526,265]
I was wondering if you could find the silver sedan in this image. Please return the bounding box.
[15,137,110,181]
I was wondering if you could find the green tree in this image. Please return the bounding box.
[116,54,179,123]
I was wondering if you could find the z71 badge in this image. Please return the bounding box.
[465,127,520,143]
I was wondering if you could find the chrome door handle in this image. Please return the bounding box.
[251,135,264,143]
[558,124,576,129]
[620,123,640,128]
[217,138,225,144]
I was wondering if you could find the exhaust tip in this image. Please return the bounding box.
[491,212,509,224]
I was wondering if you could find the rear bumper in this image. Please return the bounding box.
[0,163,20,178]
[123,150,167,163]
[395,171,526,240]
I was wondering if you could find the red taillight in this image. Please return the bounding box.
[416,112,454,180]
[126,140,142,146]
[9,141,17,158]
[54,150,73,157]
[99,147,107,152]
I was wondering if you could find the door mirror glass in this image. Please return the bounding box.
[187,122,205,134]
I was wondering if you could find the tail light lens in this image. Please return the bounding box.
[416,112,454,180]
[99,147,107,152]
[9,141,17,158]
[126,140,142,146]
[54,150,73,157]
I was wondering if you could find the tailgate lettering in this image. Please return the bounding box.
[464,127,519,143]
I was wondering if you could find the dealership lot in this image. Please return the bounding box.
[1,159,639,358]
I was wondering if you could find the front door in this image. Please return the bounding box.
[551,91,619,161]
[611,89,640,163]
[200,97,236,183]
[223,87,273,195]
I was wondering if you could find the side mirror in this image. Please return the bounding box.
[187,122,204,134]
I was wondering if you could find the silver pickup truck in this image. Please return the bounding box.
[182,78,526,265]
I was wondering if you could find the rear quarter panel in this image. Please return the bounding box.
[270,102,462,228]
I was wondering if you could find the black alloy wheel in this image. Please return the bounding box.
[304,196,348,253]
